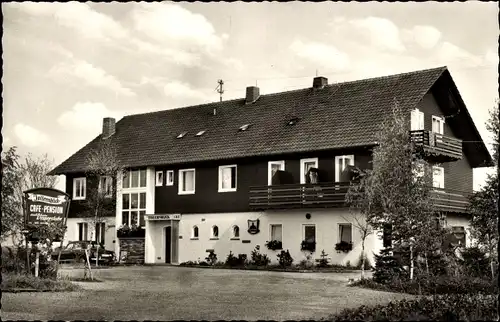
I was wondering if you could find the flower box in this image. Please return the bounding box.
[117,225,145,238]
[335,241,353,253]
[301,240,316,252]
[265,240,283,251]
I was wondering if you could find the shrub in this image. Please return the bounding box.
[277,250,293,268]
[225,251,241,267]
[316,250,330,268]
[354,253,372,270]
[179,261,198,266]
[205,251,218,266]
[300,240,316,252]
[237,254,247,266]
[1,272,80,292]
[373,247,407,284]
[331,294,498,321]
[198,261,209,266]
[250,246,270,266]
[117,225,145,238]
[265,240,283,251]
[459,246,491,278]
[334,241,353,253]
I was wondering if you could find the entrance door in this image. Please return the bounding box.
[165,226,171,264]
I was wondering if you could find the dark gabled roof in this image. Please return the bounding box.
[49,66,492,175]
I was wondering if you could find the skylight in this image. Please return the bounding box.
[196,130,206,136]
[238,124,252,131]
[287,117,300,126]
[177,131,188,139]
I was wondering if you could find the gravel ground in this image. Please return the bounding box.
[2,266,413,321]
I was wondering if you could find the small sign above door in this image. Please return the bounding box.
[146,214,181,221]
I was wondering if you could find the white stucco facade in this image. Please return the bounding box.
[63,217,116,250]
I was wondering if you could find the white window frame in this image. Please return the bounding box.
[270,224,283,242]
[300,158,318,184]
[155,171,163,187]
[232,225,240,239]
[178,169,196,195]
[432,166,445,189]
[166,170,174,186]
[122,169,147,189]
[121,192,147,228]
[335,155,355,182]
[268,161,285,186]
[95,222,106,244]
[302,224,316,242]
[411,108,425,131]
[77,222,88,241]
[191,225,199,239]
[218,165,237,192]
[432,115,445,135]
[73,177,86,200]
[338,223,353,243]
[98,176,113,198]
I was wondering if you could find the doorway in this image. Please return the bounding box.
[165,226,171,264]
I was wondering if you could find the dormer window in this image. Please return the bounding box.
[287,117,300,126]
[177,131,188,139]
[238,124,252,132]
[196,130,206,136]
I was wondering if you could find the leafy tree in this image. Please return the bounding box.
[341,209,373,279]
[346,100,445,279]
[467,102,499,279]
[1,147,23,241]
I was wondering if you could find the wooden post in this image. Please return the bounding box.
[35,250,40,277]
[96,244,99,267]
[410,244,414,280]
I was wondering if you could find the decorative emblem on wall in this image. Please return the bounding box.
[247,219,260,235]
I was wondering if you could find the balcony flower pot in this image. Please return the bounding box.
[301,240,316,252]
[335,241,353,253]
[265,240,283,251]
[117,225,145,238]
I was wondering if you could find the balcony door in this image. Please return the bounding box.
[335,155,355,182]
[411,109,424,131]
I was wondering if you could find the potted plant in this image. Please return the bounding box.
[301,240,316,252]
[265,240,283,251]
[335,241,353,253]
[117,224,145,238]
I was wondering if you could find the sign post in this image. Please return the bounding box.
[22,188,71,277]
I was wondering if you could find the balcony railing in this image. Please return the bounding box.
[410,130,462,162]
[249,182,471,213]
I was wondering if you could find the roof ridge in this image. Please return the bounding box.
[121,66,448,119]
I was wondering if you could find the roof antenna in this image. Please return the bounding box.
[214,79,224,116]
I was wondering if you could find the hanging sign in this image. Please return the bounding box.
[23,188,71,226]
[146,214,182,221]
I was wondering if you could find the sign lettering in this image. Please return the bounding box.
[24,188,71,226]
[146,214,181,221]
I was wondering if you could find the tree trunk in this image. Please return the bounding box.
[425,252,429,275]
[410,245,414,280]
[361,239,366,279]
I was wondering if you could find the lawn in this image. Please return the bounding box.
[2,266,412,321]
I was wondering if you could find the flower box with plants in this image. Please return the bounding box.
[300,240,316,252]
[335,241,353,253]
[117,224,145,238]
[265,240,283,251]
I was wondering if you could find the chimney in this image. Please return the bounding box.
[313,76,328,89]
[102,117,116,138]
[245,86,260,104]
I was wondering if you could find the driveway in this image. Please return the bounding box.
[2,266,412,320]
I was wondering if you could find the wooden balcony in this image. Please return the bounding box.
[249,182,471,213]
[410,130,462,162]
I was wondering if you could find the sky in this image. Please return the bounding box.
[2,1,498,192]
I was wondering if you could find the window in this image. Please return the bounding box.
[238,124,252,131]
[432,116,445,135]
[122,192,146,228]
[212,225,219,239]
[166,170,174,186]
[99,176,113,198]
[335,155,355,182]
[177,131,188,138]
[73,178,86,200]
[232,226,240,239]
[192,226,199,239]
[95,222,105,245]
[451,226,466,247]
[339,223,352,243]
[78,222,88,241]
[156,171,163,186]
[122,169,147,189]
[432,166,444,189]
[300,158,318,184]
[268,161,285,185]
[270,224,283,242]
[411,108,425,131]
[179,169,195,194]
[218,165,237,192]
[303,225,316,248]
[196,130,206,136]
